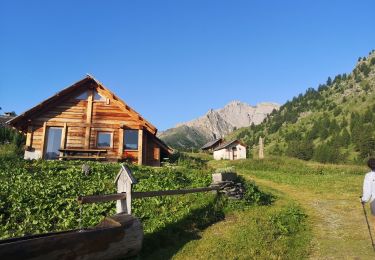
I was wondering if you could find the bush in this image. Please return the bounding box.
[270,204,307,236]
[313,144,341,163]
[0,143,23,159]
[286,140,314,161]
[0,159,215,239]
[0,127,25,147]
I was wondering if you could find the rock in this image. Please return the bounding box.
[159,101,279,149]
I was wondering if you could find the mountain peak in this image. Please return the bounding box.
[225,100,247,106]
[159,100,279,150]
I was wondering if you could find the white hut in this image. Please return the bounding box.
[213,140,247,160]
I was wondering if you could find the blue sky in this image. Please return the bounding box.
[0,1,374,130]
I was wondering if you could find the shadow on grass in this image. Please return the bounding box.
[132,177,275,259]
[138,194,226,259]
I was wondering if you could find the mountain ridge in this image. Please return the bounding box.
[159,101,280,150]
[228,50,375,163]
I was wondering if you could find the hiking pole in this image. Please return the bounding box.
[360,197,375,252]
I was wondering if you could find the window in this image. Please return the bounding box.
[76,91,88,100]
[94,90,106,101]
[45,127,62,159]
[97,132,112,148]
[124,130,138,150]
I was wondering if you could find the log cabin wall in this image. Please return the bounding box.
[145,132,161,166]
[25,95,88,158]
[18,79,168,165]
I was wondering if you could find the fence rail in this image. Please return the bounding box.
[78,186,220,204]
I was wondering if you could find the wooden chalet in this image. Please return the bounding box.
[201,138,223,152]
[8,75,172,166]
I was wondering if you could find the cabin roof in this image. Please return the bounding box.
[153,135,174,154]
[201,138,222,150]
[7,75,157,134]
[214,139,246,151]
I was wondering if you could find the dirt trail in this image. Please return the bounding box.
[246,176,375,259]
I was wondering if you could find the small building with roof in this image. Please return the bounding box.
[213,140,246,160]
[7,75,172,166]
[201,138,223,152]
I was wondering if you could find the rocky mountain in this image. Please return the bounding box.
[228,50,375,163]
[159,101,280,150]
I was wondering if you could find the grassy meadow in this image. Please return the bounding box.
[1,151,374,259]
[202,156,374,259]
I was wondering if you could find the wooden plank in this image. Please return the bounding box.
[40,122,47,159]
[67,132,85,137]
[93,85,156,134]
[137,129,143,165]
[59,148,107,152]
[143,132,147,165]
[154,147,160,166]
[59,156,106,160]
[118,128,124,158]
[78,186,220,204]
[86,89,93,124]
[37,117,85,123]
[35,121,141,129]
[85,127,91,149]
[132,187,220,199]
[44,111,86,117]
[59,123,67,159]
[26,126,33,147]
[0,213,143,260]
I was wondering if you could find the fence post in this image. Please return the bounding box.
[114,164,137,214]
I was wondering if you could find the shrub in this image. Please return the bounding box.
[270,204,307,236]
[0,143,23,159]
[313,144,341,163]
[286,140,314,161]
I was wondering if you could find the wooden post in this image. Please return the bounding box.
[143,132,148,165]
[114,164,137,214]
[40,122,47,159]
[25,126,33,148]
[138,129,143,165]
[85,89,93,149]
[60,123,67,159]
[84,127,91,149]
[154,147,160,166]
[118,128,124,159]
[259,137,264,159]
[86,89,93,124]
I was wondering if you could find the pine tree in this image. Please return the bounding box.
[326,77,332,86]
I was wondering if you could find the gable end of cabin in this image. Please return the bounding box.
[8,76,171,166]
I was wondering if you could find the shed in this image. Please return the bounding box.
[7,75,172,166]
[201,138,222,152]
[213,140,247,160]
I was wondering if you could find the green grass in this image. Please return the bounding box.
[209,156,366,195]
[0,155,313,259]
[162,157,315,259]
[205,156,375,259]
[9,153,371,258]
[173,193,310,260]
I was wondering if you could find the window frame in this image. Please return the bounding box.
[96,131,113,148]
[124,129,139,151]
[44,126,63,160]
